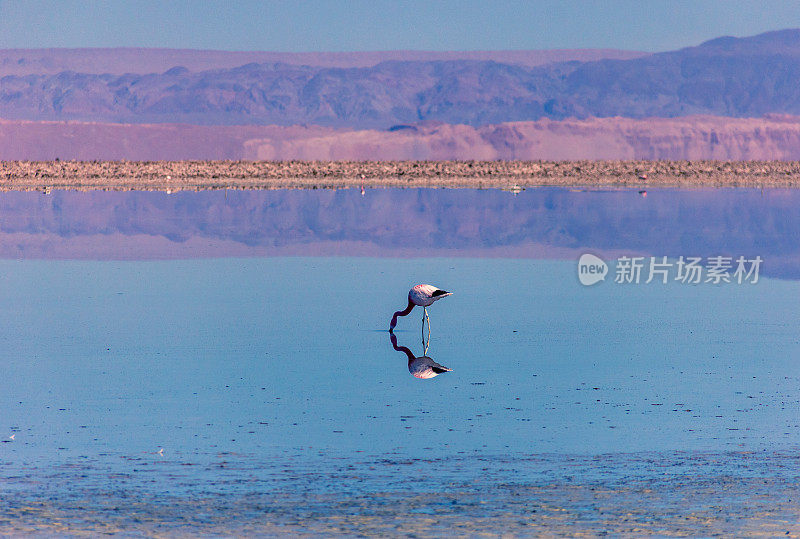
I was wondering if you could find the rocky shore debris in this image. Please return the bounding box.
[0,160,799,191]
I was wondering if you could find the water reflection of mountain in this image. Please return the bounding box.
[0,188,797,278]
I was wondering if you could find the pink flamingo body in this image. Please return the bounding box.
[389,284,452,331]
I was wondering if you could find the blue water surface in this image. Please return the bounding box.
[0,187,798,506]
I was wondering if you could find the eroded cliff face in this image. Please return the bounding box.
[245,116,800,161]
[479,116,800,160]
[4,115,800,161]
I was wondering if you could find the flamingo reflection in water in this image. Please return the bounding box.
[390,331,453,379]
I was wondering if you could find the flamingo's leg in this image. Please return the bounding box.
[421,307,426,344]
[425,308,431,339]
[423,309,431,355]
[421,307,431,354]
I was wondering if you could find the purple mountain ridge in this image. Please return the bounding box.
[0,48,647,75]
[0,29,799,129]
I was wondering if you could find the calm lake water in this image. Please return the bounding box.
[1,187,799,535]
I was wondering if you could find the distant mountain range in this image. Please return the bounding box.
[3,29,800,160]
[0,30,798,128]
[0,48,646,75]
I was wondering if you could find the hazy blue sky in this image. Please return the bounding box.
[1,0,799,52]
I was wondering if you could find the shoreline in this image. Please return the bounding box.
[2,160,800,191]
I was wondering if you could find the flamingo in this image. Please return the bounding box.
[389,284,452,332]
[390,332,452,379]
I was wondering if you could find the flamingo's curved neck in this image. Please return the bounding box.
[389,298,415,330]
[390,332,415,361]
